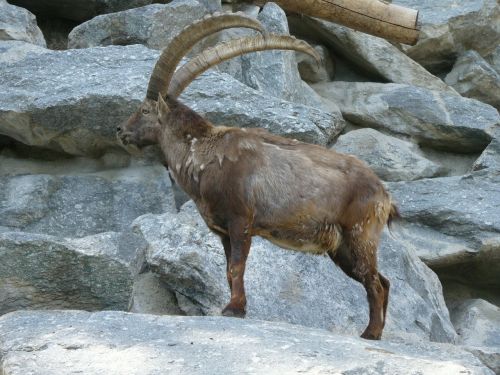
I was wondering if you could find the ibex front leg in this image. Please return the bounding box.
[221,218,252,318]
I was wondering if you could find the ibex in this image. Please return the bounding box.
[117,12,399,340]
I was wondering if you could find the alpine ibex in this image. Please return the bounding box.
[118,13,399,340]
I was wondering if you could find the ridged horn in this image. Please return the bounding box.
[167,34,322,98]
[146,12,266,100]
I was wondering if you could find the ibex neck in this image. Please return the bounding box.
[160,99,214,201]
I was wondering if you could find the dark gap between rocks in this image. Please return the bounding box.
[440,274,500,309]
[419,146,481,177]
[36,15,79,50]
[0,134,135,176]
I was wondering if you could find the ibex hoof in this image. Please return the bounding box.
[222,305,246,318]
[360,330,382,340]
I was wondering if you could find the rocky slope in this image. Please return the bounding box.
[0,311,494,375]
[0,0,499,373]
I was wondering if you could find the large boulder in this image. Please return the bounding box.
[68,1,207,50]
[0,230,146,315]
[0,311,492,375]
[333,128,444,181]
[288,16,455,93]
[132,201,457,343]
[0,44,341,157]
[445,50,500,110]
[0,0,46,47]
[7,0,168,22]
[0,165,175,238]
[313,81,499,153]
[393,0,500,73]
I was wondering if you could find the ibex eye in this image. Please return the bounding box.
[142,108,150,115]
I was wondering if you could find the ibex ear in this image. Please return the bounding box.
[157,94,170,116]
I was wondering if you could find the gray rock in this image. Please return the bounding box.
[333,128,444,181]
[183,70,344,145]
[215,3,324,108]
[7,0,167,22]
[132,201,457,342]
[393,0,500,73]
[0,44,340,156]
[0,0,46,47]
[290,16,454,93]
[0,44,154,156]
[0,230,146,315]
[449,299,500,347]
[68,1,207,50]
[0,311,492,375]
[388,172,500,294]
[313,81,499,153]
[239,3,323,107]
[0,40,46,64]
[445,50,500,110]
[196,0,221,12]
[0,165,175,238]
[296,43,335,83]
[130,271,185,315]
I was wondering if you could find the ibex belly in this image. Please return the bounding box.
[257,222,343,256]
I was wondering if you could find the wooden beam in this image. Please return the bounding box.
[250,0,420,45]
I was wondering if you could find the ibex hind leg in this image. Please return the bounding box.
[329,236,386,340]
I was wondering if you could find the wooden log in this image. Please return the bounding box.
[249,0,420,45]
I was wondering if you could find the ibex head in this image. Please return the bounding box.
[117,12,265,150]
[117,11,321,150]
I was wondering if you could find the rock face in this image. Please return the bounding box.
[7,0,167,22]
[313,81,498,153]
[387,172,500,303]
[132,201,457,343]
[0,166,175,238]
[289,16,455,93]
[1,0,500,370]
[0,311,493,375]
[0,231,146,315]
[333,128,444,181]
[68,1,207,50]
[393,0,500,73]
[0,44,340,156]
[0,0,46,47]
[445,50,500,110]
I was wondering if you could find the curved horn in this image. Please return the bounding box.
[146,12,266,100]
[167,35,322,98]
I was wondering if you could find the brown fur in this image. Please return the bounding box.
[119,95,399,340]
